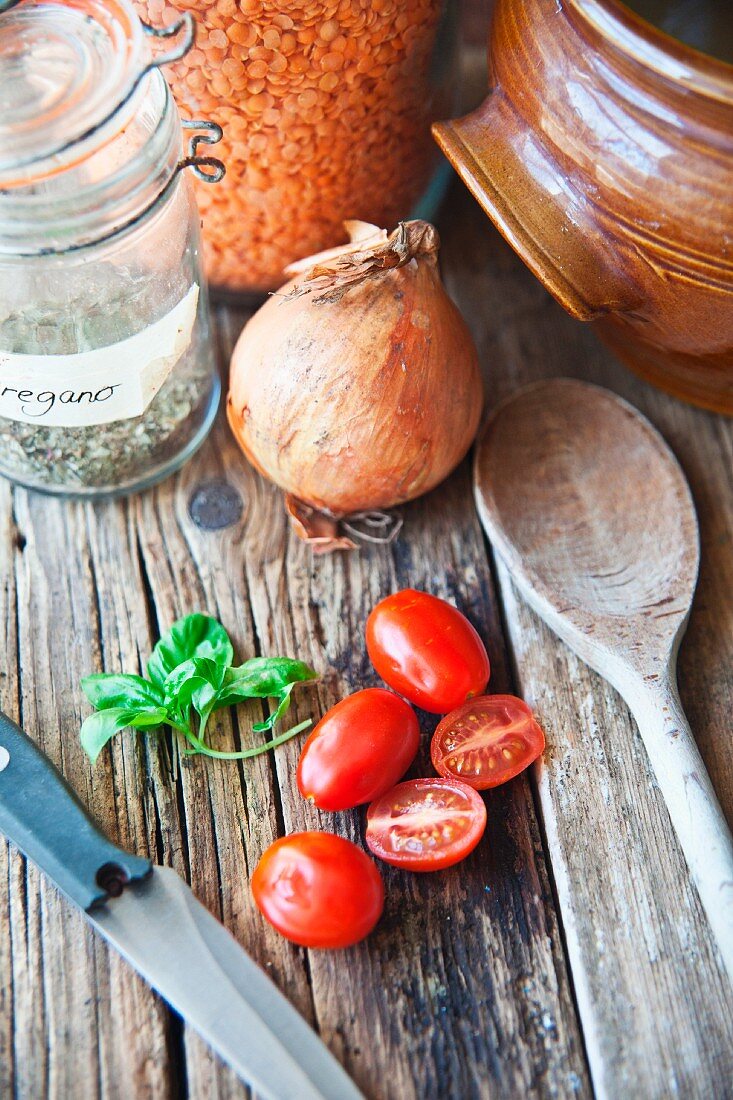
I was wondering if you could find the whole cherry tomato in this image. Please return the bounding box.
[252,832,384,948]
[297,688,420,811]
[365,778,487,872]
[366,589,490,714]
[431,694,545,789]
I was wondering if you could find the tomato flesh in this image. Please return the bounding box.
[366,589,491,714]
[252,832,384,948]
[431,694,545,790]
[365,777,487,872]
[297,688,420,811]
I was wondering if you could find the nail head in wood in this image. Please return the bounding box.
[188,479,243,530]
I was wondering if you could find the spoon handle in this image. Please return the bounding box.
[625,669,733,983]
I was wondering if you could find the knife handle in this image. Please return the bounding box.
[0,711,152,911]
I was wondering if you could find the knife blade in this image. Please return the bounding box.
[0,710,365,1100]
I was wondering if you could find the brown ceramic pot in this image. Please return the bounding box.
[434,0,733,414]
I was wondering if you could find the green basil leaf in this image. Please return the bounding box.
[125,707,168,729]
[218,658,316,708]
[191,683,219,725]
[81,673,165,712]
[190,659,228,726]
[147,614,234,687]
[167,695,192,727]
[166,656,226,716]
[174,680,207,718]
[193,656,227,691]
[241,656,317,687]
[80,706,167,764]
[164,658,198,702]
[80,709,130,763]
[252,684,295,733]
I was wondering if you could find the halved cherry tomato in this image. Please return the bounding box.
[366,589,490,714]
[252,832,384,948]
[431,695,545,790]
[365,777,487,872]
[297,688,420,811]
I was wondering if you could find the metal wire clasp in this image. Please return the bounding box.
[142,18,225,184]
[141,13,196,69]
[179,120,226,183]
[141,18,226,184]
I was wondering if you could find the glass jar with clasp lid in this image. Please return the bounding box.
[0,0,225,496]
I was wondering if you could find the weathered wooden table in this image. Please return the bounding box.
[2,170,732,1100]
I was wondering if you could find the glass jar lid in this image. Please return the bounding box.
[0,0,193,185]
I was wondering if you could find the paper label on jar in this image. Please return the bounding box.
[0,284,200,428]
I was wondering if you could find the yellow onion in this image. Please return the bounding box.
[227,220,483,549]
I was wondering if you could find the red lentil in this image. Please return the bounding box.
[136,0,450,293]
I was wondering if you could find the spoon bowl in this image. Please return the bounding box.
[475,379,698,680]
[474,379,733,980]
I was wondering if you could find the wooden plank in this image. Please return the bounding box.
[441,190,733,1096]
[0,492,174,1100]
[0,479,19,1100]
[132,373,320,1100]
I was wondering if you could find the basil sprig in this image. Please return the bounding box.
[80,613,316,764]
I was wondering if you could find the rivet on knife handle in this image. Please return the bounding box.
[0,711,152,909]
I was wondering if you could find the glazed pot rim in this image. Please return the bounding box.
[569,0,733,106]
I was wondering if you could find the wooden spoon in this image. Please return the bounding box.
[474,378,733,981]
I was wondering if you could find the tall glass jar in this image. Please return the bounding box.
[135,0,457,296]
[0,0,224,497]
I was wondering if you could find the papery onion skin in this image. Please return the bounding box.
[227,222,483,517]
